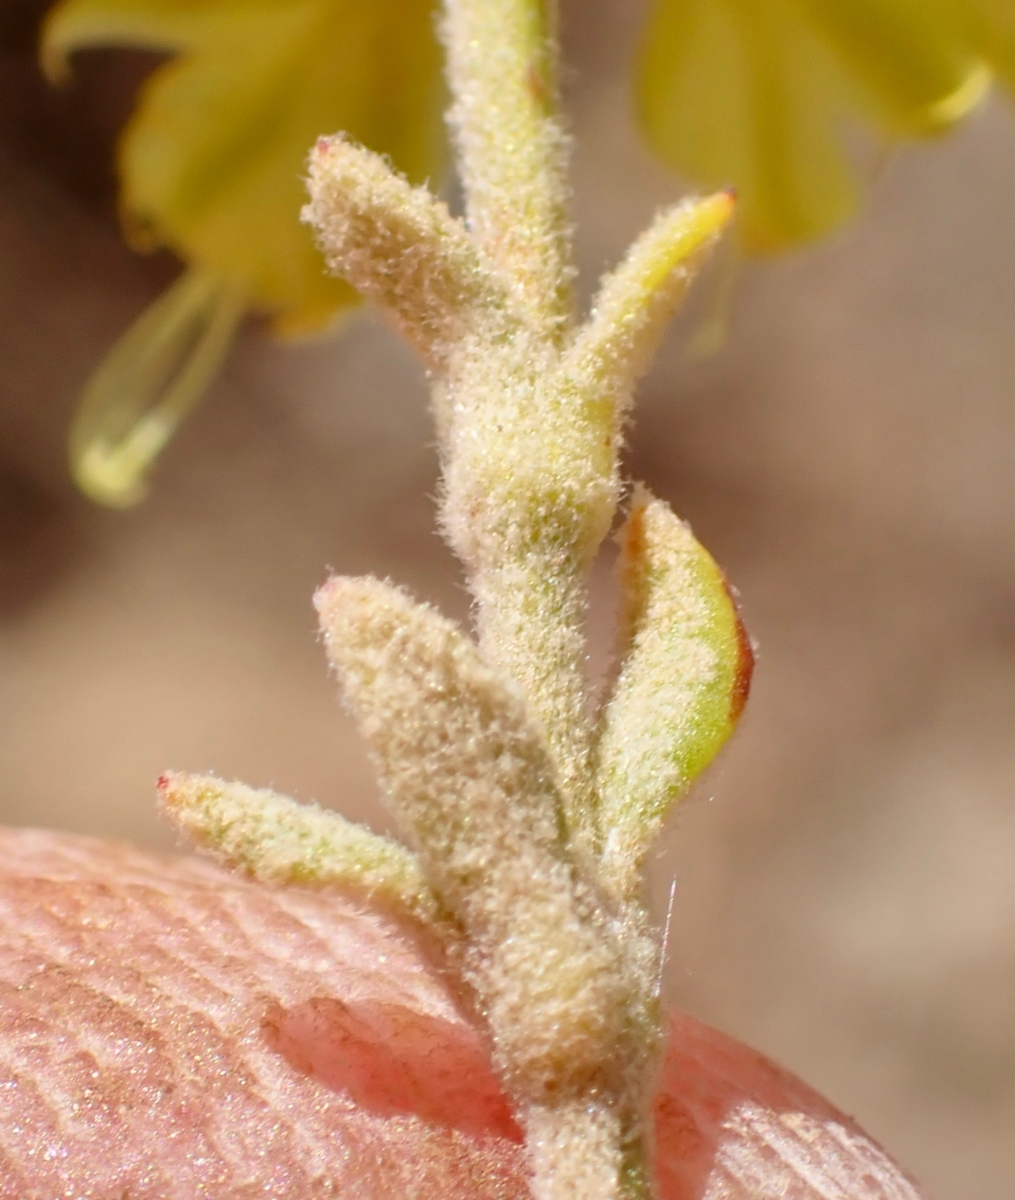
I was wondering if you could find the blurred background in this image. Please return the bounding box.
[1,1,1013,1197]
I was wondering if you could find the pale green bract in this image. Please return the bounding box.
[637,0,1010,249]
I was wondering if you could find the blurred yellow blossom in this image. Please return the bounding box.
[955,0,1015,93]
[42,0,445,503]
[44,0,444,333]
[636,0,1007,250]
[43,0,1014,504]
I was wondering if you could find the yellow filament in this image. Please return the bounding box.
[70,270,247,507]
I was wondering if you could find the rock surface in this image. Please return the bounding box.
[0,828,929,1199]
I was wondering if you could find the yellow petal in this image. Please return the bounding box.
[950,0,1015,91]
[796,0,988,133]
[637,0,993,249]
[637,0,858,250]
[43,0,445,333]
[43,0,210,79]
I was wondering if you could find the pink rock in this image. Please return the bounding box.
[0,828,930,1199]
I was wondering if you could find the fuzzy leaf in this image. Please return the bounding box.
[157,770,444,928]
[42,0,446,334]
[314,576,642,1112]
[566,191,735,416]
[636,0,989,249]
[595,489,753,903]
[303,134,498,368]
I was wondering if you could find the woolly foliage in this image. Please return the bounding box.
[163,2,753,1195]
[157,770,442,929]
[441,0,572,334]
[595,489,754,905]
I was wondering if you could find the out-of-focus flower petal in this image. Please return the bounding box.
[798,0,987,133]
[637,0,857,248]
[42,0,446,504]
[42,0,446,334]
[951,0,1015,90]
[637,0,992,250]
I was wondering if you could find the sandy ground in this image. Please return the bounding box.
[2,2,1013,1198]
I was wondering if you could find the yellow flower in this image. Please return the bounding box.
[952,0,1015,89]
[47,0,1013,504]
[636,0,1005,250]
[42,0,445,504]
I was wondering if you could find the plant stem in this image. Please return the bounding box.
[468,552,597,840]
[442,0,572,335]
[438,0,608,851]
[524,1099,654,1200]
[436,7,663,1197]
[304,4,739,1196]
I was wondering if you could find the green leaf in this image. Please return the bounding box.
[594,489,753,903]
[43,0,446,334]
[158,771,445,929]
[636,0,990,250]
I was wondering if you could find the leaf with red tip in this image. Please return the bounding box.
[595,488,753,902]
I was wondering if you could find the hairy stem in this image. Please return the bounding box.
[434,5,655,1195]
[523,1100,653,1200]
[468,554,598,847]
[437,325,614,851]
[299,3,740,1197]
[441,0,572,335]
